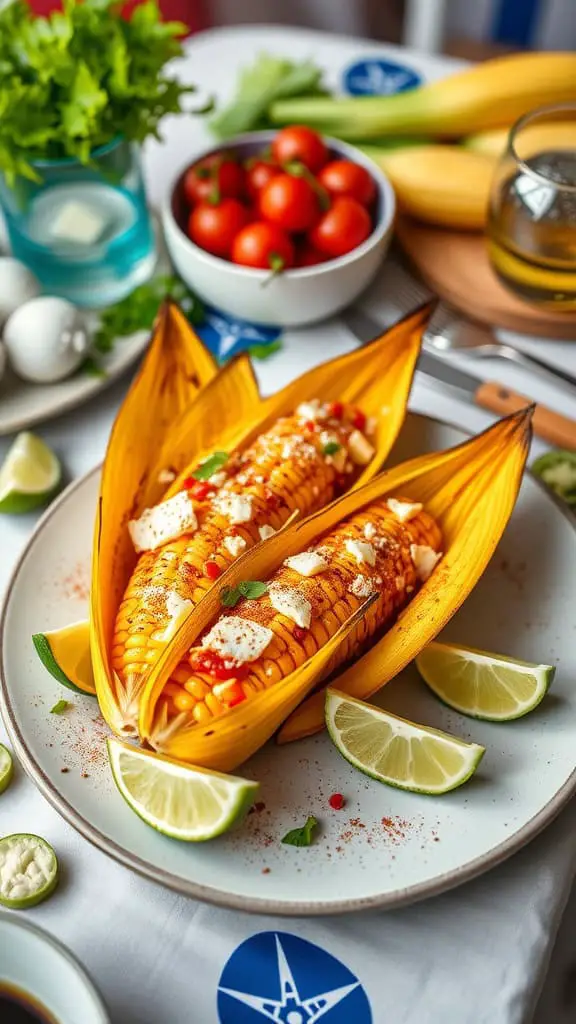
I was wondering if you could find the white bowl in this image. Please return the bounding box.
[162,131,395,327]
[0,912,109,1024]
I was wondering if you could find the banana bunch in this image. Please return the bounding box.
[271,52,576,231]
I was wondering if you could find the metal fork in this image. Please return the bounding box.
[374,261,576,393]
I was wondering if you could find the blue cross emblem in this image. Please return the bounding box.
[343,58,422,96]
[218,931,372,1023]
[195,306,282,362]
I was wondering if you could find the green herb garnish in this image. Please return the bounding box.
[220,580,268,608]
[50,700,70,715]
[80,355,107,378]
[0,0,197,185]
[94,275,204,355]
[323,442,341,456]
[247,339,283,360]
[281,815,318,847]
[193,452,229,481]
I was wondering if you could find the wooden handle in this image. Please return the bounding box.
[476,381,576,450]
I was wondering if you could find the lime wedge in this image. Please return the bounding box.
[0,743,14,794]
[107,738,259,841]
[416,641,555,721]
[32,619,96,696]
[325,688,485,795]
[0,834,59,909]
[0,432,61,514]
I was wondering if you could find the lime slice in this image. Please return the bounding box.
[0,432,61,514]
[325,688,485,795]
[107,738,259,841]
[0,834,59,909]
[0,743,14,794]
[416,641,555,721]
[32,619,96,696]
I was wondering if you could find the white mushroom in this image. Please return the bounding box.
[0,257,41,329]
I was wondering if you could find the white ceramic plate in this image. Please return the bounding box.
[1,413,575,916]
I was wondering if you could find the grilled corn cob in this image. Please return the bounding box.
[112,399,375,706]
[155,496,441,733]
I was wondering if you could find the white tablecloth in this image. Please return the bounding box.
[1,26,576,1024]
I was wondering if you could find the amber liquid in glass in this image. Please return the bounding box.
[488,150,576,309]
[0,983,58,1024]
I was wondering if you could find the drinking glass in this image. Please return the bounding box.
[487,103,576,309]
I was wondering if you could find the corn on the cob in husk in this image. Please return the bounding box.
[92,303,431,737]
[138,408,532,772]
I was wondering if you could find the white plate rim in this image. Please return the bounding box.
[1,412,575,917]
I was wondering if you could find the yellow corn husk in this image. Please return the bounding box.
[362,144,494,230]
[92,303,431,737]
[138,408,532,771]
[465,121,576,162]
[270,52,576,139]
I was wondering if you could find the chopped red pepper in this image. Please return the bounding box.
[293,626,308,643]
[193,652,248,681]
[328,401,344,419]
[213,680,246,707]
[189,479,215,500]
[352,409,366,431]
[204,560,222,581]
[182,476,196,490]
[329,793,345,810]
[304,420,316,432]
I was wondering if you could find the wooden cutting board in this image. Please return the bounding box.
[395,217,576,340]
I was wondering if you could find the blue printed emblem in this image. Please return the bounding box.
[195,306,281,362]
[343,57,422,96]
[217,931,372,1023]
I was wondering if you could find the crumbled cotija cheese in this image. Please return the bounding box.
[296,399,325,422]
[157,468,176,485]
[348,429,374,466]
[349,574,374,598]
[209,471,227,487]
[345,538,376,566]
[160,592,193,641]
[363,522,377,540]
[129,492,198,552]
[269,585,312,628]
[284,551,328,577]
[201,616,273,665]
[224,534,247,558]
[213,493,253,524]
[387,498,423,522]
[259,524,276,541]
[410,544,442,582]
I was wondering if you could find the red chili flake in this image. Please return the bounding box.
[329,793,345,810]
[204,560,222,581]
[352,409,366,431]
[328,401,344,419]
[189,479,214,500]
[293,626,307,643]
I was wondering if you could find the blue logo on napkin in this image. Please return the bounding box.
[217,931,372,1022]
[343,58,422,96]
[195,306,281,363]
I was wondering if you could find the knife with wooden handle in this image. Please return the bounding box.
[342,307,576,451]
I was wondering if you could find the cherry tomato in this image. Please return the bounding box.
[259,173,320,232]
[295,241,327,268]
[309,196,372,258]
[318,159,377,207]
[183,155,245,205]
[188,199,249,258]
[245,159,280,200]
[272,126,328,173]
[232,221,295,271]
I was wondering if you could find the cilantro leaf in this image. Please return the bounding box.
[93,275,204,355]
[281,816,318,847]
[322,442,341,456]
[50,699,70,714]
[237,580,268,599]
[247,339,283,360]
[193,452,229,481]
[220,586,241,608]
[220,580,268,607]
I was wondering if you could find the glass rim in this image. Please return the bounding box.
[29,134,126,170]
[508,101,576,193]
